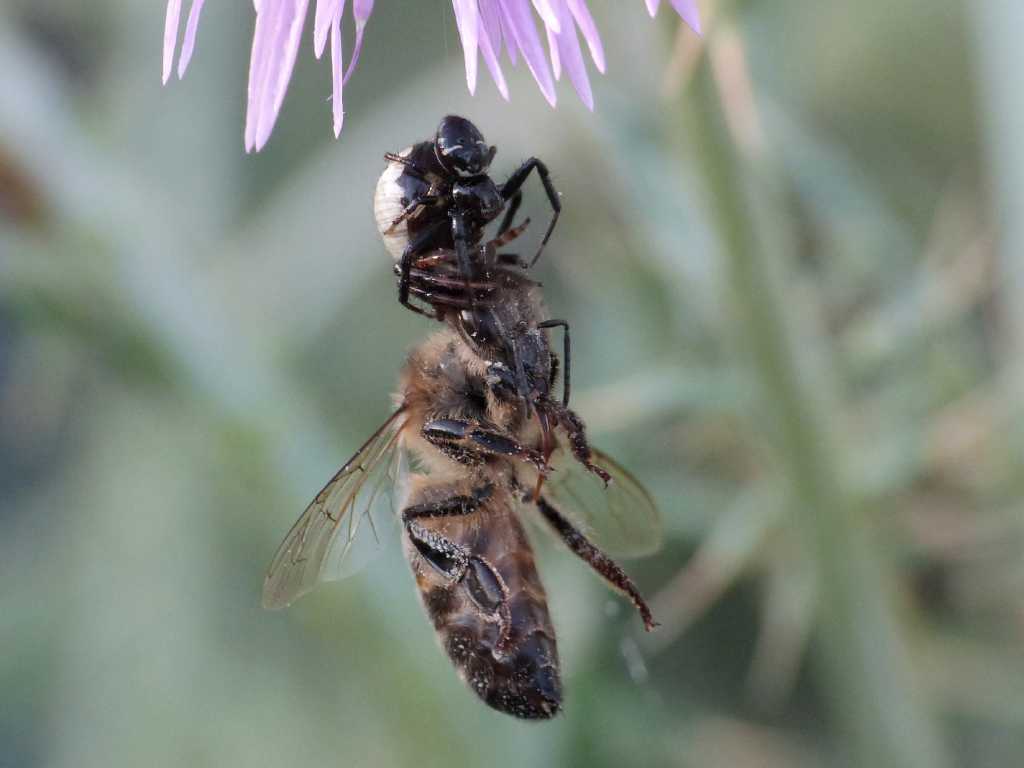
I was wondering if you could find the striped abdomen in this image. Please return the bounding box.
[403,483,561,719]
[373,149,413,260]
[373,142,445,261]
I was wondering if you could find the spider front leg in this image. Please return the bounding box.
[500,158,561,267]
[496,189,523,237]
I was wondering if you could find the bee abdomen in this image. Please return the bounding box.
[443,620,561,720]
[412,514,562,719]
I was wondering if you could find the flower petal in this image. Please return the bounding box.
[245,2,282,151]
[245,0,310,152]
[162,0,182,84]
[478,10,509,99]
[343,0,375,84]
[495,1,519,65]
[479,0,503,57]
[177,0,207,79]
[530,0,560,34]
[452,0,479,95]
[645,0,659,16]
[352,0,374,19]
[550,0,591,109]
[669,0,702,34]
[314,0,343,58]
[330,10,344,136]
[566,0,604,73]
[498,0,557,106]
[546,23,560,80]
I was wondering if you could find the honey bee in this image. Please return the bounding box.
[399,235,599,494]
[262,324,661,719]
[374,115,560,317]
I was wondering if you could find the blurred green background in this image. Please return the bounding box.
[2,1,1022,766]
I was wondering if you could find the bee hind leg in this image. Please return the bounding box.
[403,488,514,653]
[535,495,658,632]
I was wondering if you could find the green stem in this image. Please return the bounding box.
[685,55,948,768]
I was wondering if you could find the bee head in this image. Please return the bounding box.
[435,115,496,178]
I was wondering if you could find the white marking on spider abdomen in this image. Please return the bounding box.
[374,146,414,261]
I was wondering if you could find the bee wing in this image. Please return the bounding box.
[539,446,663,558]
[262,408,409,610]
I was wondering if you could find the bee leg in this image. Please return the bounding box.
[403,489,514,653]
[422,418,549,473]
[551,406,611,485]
[537,319,570,406]
[535,496,658,632]
[403,488,489,581]
[500,158,561,267]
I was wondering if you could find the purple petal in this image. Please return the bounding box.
[244,7,269,149]
[245,0,310,153]
[497,0,557,106]
[245,2,282,151]
[330,10,344,136]
[452,0,479,95]
[669,0,702,34]
[530,0,560,34]
[550,0,592,109]
[162,0,182,84]
[352,0,374,22]
[343,0,375,84]
[546,23,560,80]
[566,0,603,73]
[477,11,509,99]
[496,1,518,65]
[314,0,342,58]
[177,0,207,79]
[646,0,702,34]
[479,0,503,56]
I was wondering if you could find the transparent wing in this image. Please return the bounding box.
[262,408,409,610]
[537,445,662,558]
